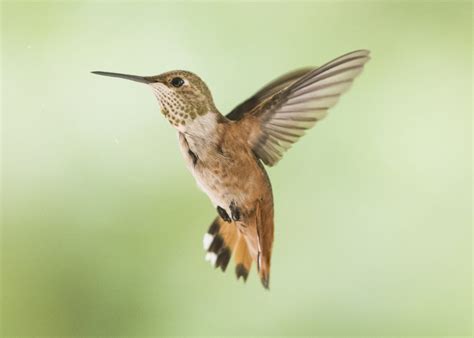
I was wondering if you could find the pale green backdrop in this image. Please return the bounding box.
[1,1,472,336]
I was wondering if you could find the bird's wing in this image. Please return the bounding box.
[237,50,371,166]
[226,67,314,121]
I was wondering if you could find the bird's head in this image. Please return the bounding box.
[92,70,218,131]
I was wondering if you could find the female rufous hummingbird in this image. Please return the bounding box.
[93,50,370,289]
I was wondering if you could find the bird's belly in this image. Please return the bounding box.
[193,167,229,208]
[177,132,269,214]
[192,157,266,216]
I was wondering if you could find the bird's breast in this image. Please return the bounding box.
[177,131,269,211]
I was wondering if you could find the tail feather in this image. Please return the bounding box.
[203,216,253,282]
[203,217,238,272]
[255,197,273,289]
[234,235,252,281]
[203,197,274,290]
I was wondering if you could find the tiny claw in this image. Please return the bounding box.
[229,200,241,221]
[217,206,231,223]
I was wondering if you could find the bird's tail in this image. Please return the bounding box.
[254,198,274,289]
[203,217,236,272]
[234,234,253,281]
[203,197,274,289]
[202,217,253,282]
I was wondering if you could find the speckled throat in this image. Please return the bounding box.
[149,71,218,128]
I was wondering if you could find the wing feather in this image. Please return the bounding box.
[226,67,314,121]
[250,50,370,166]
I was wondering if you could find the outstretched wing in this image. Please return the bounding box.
[233,50,370,166]
[227,67,314,121]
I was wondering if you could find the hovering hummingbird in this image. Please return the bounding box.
[93,50,370,289]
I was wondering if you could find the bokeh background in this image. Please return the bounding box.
[1,1,472,336]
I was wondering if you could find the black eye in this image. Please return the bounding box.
[171,77,184,88]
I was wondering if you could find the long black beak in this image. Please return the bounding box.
[91,71,153,84]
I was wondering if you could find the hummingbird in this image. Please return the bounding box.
[92,49,370,289]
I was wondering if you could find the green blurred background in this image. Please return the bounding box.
[1,1,471,336]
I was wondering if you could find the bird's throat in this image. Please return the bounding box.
[175,111,222,143]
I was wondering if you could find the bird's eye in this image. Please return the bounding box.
[171,77,184,88]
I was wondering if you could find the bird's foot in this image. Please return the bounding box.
[217,206,231,223]
[229,201,241,221]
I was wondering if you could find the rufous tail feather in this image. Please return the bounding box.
[203,217,237,271]
[233,235,252,281]
[202,200,274,290]
[203,217,253,283]
[255,198,274,289]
